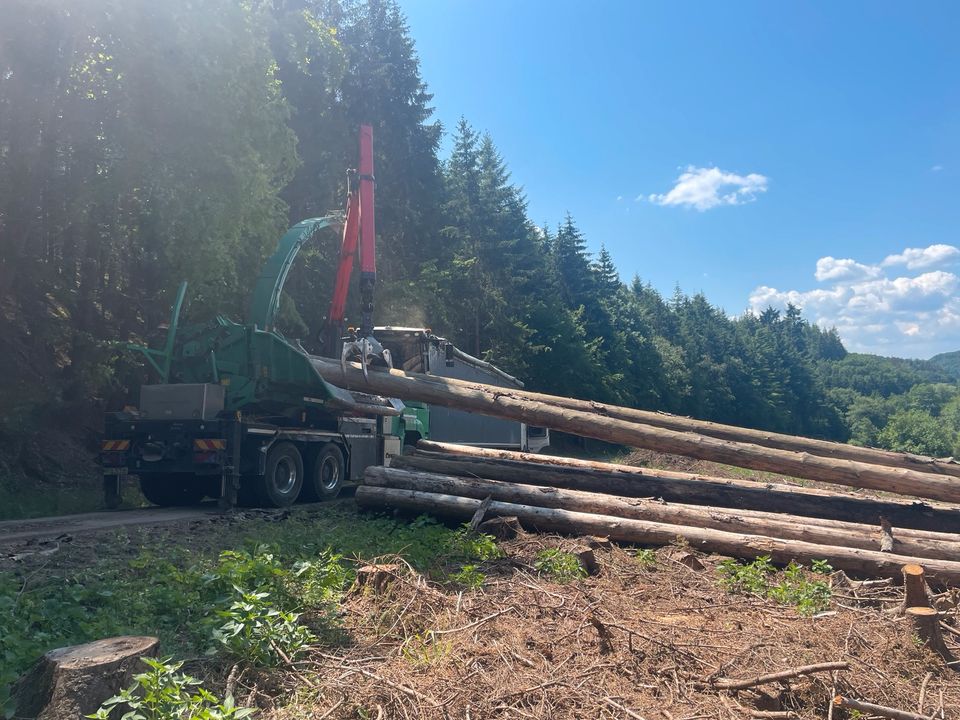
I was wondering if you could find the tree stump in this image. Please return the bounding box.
[664,546,706,571]
[905,606,954,663]
[572,545,600,576]
[586,536,612,550]
[352,563,400,594]
[477,516,522,540]
[11,636,159,720]
[900,564,931,614]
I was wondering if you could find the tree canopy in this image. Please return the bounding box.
[2,0,957,463]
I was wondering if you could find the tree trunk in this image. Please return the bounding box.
[354,485,960,584]
[11,636,159,720]
[393,448,960,534]
[311,358,960,504]
[366,466,960,562]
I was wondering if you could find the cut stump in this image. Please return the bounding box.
[905,606,955,663]
[900,564,931,614]
[353,563,400,595]
[11,636,159,720]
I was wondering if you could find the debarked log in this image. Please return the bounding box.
[366,467,960,561]
[401,369,960,478]
[312,358,960,505]
[397,446,960,534]
[354,485,960,584]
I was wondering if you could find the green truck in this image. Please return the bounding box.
[100,127,544,509]
[100,217,405,509]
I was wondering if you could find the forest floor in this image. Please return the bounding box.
[2,454,960,719]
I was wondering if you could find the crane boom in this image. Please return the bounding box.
[323,124,391,375]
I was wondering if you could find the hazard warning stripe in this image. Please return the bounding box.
[101,440,130,451]
[193,439,226,451]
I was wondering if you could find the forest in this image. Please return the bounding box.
[2,0,960,495]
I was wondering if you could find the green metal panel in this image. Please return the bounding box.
[125,215,358,418]
[249,216,337,331]
[171,316,349,414]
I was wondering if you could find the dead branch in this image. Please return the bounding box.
[833,695,931,720]
[705,661,849,691]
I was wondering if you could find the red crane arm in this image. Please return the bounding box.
[323,124,387,373]
[326,186,359,326]
[357,123,376,336]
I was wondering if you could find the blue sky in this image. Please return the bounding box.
[400,1,960,359]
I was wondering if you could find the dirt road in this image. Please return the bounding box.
[0,505,220,546]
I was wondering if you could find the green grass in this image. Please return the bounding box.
[0,503,466,715]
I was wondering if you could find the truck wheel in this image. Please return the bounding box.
[253,442,303,507]
[139,474,206,506]
[302,443,345,501]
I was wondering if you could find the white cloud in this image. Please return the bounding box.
[881,244,959,270]
[749,245,960,358]
[932,165,944,172]
[648,166,769,211]
[814,256,881,283]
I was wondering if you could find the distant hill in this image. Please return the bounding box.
[817,353,955,397]
[928,350,960,380]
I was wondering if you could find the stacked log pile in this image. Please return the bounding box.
[356,446,960,583]
[312,359,960,581]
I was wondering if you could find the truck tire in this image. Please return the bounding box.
[248,442,303,507]
[139,474,206,506]
[302,443,345,501]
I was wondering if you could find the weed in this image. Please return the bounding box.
[811,559,833,575]
[534,549,587,583]
[87,656,254,719]
[401,632,452,667]
[717,555,775,594]
[449,564,486,589]
[445,526,503,561]
[213,588,315,667]
[634,549,657,569]
[718,556,832,616]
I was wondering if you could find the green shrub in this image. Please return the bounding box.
[718,556,832,616]
[212,588,315,667]
[448,564,486,589]
[633,549,657,569]
[445,526,503,561]
[534,549,587,583]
